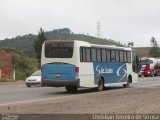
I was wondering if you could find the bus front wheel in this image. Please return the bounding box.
[97,77,104,91]
[65,86,78,93]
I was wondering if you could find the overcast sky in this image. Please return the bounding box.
[1,0,160,47]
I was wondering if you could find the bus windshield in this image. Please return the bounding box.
[45,41,74,58]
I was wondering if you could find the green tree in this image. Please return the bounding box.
[128,42,134,47]
[150,37,160,57]
[151,37,158,47]
[33,28,47,66]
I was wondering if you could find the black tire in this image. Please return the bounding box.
[27,84,31,87]
[151,71,154,77]
[65,86,78,93]
[123,77,131,88]
[97,77,104,91]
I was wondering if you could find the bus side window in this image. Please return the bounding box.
[102,49,107,62]
[97,49,101,62]
[82,47,86,62]
[86,48,91,62]
[111,50,115,62]
[91,48,97,62]
[120,51,124,62]
[115,50,119,62]
[80,47,83,62]
[106,50,111,62]
[127,51,131,63]
[124,51,127,62]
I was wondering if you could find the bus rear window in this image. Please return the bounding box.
[45,41,74,58]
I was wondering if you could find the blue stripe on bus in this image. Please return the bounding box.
[93,63,127,84]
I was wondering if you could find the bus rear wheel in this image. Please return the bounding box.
[65,86,78,93]
[97,77,104,91]
[123,77,131,88]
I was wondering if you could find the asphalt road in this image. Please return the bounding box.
[0,76,160,107]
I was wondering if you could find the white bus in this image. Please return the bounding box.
[41,40,138,92]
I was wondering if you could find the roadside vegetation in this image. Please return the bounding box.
[135,47,151,57]
[0,48,38,81]
[135,37,160,58]
[0,79,18,82]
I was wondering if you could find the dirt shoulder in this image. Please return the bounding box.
[0,86,160,114]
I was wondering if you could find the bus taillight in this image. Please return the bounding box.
[76,67,79,74]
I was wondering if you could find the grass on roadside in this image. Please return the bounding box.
[0,79,18,82]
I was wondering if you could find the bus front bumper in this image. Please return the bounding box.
[41,79,80,87]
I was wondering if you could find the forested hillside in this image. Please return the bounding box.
[0,34,37,56]
[0,28,124,56]
[135,47,151,57]
[1,28,158,58]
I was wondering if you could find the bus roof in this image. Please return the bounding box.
[90,44,132,51]
[45,40,132,51]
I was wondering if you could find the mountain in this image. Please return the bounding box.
[0,28,124,56]
[0,34,37,56]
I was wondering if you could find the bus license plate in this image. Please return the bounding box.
[55,74,61,77]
